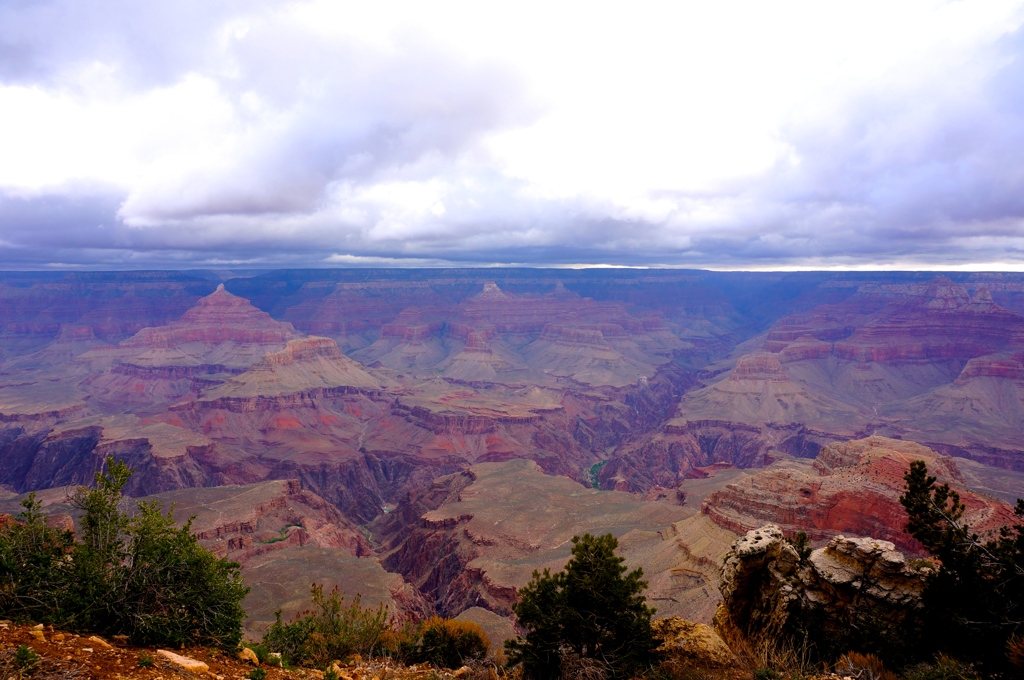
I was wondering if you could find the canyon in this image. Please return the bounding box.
[0,268,1022,641]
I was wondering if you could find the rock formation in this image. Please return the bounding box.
[604,275,1024,494]
[2,268,1024,637]
[701,437,1017,552]
[653,617,737,670]
[715,524,928,661]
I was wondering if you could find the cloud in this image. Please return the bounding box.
[1,1,1024,268]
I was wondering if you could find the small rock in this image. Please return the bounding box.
[237,647,259,665]
[31,623,44,631]
[81,648,93,653]
[351,654,363,664]
[112,634,129,644]
[157,649,210,676]
[52,633,65,642]
[454,667,472,678]
[88,635,112,649]
[29,630,46,642]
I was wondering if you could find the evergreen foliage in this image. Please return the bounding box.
[0,493,75,622]
[900,460,1024,673]
[0,457,248,648]
[505,533,658,680]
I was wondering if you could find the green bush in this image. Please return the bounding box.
[137,652,154,668]
[14,644,40,672]
[0,494,75,623]
[418,616,489,669]
[505,533,658,680]
[247,668,269,680]
[262,584,390,667]
[0,457,248,648]
[900,461,1024,673]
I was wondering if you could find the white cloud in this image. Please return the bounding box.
[0,0,1024,267]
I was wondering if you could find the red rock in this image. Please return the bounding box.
[700,437,1017,552]
[123,284,298,350]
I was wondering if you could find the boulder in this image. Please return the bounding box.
[237,647,259,665]
[653,616,737,669]
[716,524,928,661]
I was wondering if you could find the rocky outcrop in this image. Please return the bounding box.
[715,525,928,661]
[122,285,298,350]
[0,419,215,497]
[197,336,381,402]
[79,286,306,408]
[147,478,373,563]
[700,437,1016,551]
[601,419,840,493]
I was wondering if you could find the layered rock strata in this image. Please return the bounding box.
[701,437,1016,552]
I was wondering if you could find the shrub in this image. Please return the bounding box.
[750,669,781,680]
[834,652,896,680]
[137,652,154,668]
[900,461,1024,673]
[419,616,489,669]
[0,494,75,622]
[0,457,249,648]
[247,668,269,680]
[379,617,423,663]
[505,533,658,680]
[1008,634,1024,670]
[262,584,390,666]
[785,531,811,561]
[14,644,40,671]
[902,655,980,680]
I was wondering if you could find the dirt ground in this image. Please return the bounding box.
[0,621,477,680]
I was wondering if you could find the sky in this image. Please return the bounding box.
[2,1,1024,270]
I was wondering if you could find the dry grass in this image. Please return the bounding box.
[834,652,897,680]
